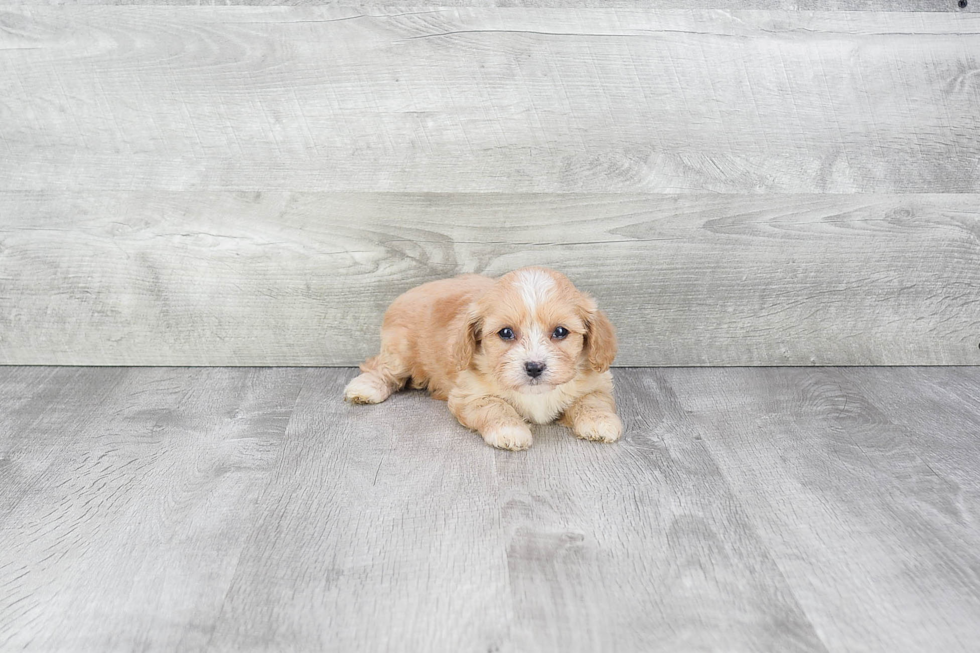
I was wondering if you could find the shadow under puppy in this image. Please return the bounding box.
[344,267,622,450]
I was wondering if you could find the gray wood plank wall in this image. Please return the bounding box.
[1,6,978,365]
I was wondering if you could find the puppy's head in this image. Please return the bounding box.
[453,267,616,393]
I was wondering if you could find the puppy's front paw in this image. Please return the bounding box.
[343,373,391,405]
[482,424,533,451]
[573,412,623,443]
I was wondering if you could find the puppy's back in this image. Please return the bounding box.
[382,274,493,397]
[384,274,490,329]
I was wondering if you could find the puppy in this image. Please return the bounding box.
[343,267,622,450]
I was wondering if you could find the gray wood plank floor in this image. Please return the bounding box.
[1,366,979,651]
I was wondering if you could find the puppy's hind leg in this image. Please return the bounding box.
[344,329,411,405]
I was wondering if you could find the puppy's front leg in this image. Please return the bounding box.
[449,392,533,451]
[560,391,623,443]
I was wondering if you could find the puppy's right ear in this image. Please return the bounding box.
[578,293,617,373]
[451,307,483,372]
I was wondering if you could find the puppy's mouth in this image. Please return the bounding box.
[519,378,554,394]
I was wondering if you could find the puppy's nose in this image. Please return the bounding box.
[524,361,546,379]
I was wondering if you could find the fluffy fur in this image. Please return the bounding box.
[344,267,622,450]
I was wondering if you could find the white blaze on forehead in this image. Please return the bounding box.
[515,270,554,363]
[516,269,555,313]
[526,324,547,347]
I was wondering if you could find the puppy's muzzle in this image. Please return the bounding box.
[524,361,546,379]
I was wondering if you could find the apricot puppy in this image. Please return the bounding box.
[344,267,622,450]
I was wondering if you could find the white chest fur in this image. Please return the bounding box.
[455,369,613,426]
[503,385,577,424]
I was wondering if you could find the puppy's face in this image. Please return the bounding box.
[454,268,616,393]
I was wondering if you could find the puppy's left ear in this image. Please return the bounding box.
[583,299,617,373]
[451,307,483,372]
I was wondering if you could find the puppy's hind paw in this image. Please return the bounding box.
[482,424,533,451]
[573,412,623,443]
[344,373,392,405]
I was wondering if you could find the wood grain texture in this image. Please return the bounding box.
[2,8,979,192]
[840,366,980,533]
[3,366,980,650]
[4,1,977,11]
[2,192,978,366]
[0,367,128,528]
[665,367,980,652]
[0,367,304,651]
[207,369,513,652]
[495,377,826,652]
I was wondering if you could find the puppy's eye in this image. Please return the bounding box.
[552,326,569,340]
[498,327,515,341]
